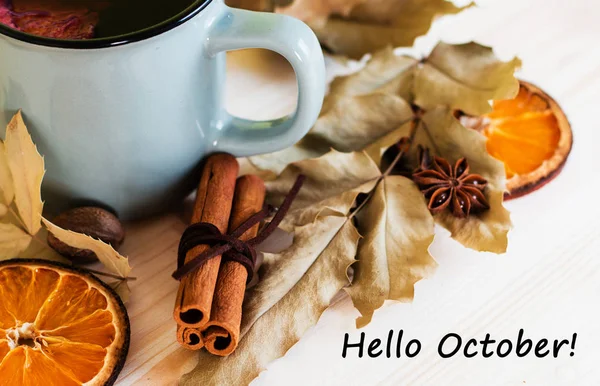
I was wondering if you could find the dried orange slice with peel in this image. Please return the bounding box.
[463,81,572,199]
[0,259,129,386]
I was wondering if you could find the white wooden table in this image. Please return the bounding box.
[117,0,600,384]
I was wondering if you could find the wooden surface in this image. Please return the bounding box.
[117,0,599,384]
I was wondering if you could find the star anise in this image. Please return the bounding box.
[413,156,490,218]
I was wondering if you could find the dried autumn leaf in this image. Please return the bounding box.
[347,176,436,328]
[265,150,380,213]
[4,111,44,235]
[43,218,132,278]
[365,119,414,165]
[413,42,522,115]
[265,151,438,330]
[323,47,417,107]
[0,140,14,211]
[313,93,413,152]
[327,41,520,115]
[0,222,32,258]
[284,0,473,59]
[182,214,359,385]
[277,0,366,25]
[393,108,511,252]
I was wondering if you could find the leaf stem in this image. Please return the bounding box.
[350,118,422,220]
[349,190,375,221]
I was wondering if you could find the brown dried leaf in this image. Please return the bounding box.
[312,93,413,153]
[414,42,522,115]
[348,176,436,328]
[277,0,367,25]
[298,0,473,59]
[364,120,414,165]
[4,111,44,235]
[324,47,417,107]
[265,149,380,213]
[43,218,132,277]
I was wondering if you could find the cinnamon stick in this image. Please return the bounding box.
[202,175,265,356]
[173,154,239,328]
[176,325,204,350]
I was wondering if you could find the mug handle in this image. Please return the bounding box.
[206,6,326,157]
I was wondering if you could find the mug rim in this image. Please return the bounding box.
[0,0,213,49]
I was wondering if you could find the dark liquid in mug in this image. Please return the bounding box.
[96,0,198,38]
[0,0,199,39]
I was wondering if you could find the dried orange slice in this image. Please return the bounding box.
[462,81,572,199]
[0,259,129,386]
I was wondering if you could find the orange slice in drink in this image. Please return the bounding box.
[462,81,573,199]
[0,259,129,386]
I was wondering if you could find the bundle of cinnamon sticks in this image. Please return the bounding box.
[173,154,265,356]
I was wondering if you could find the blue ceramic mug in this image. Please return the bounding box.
[0,0,325,219]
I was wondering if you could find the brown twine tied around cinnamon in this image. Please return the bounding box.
[173,175,305,283]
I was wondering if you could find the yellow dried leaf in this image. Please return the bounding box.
[14,225,69,263]
[0,141,14,209]
[4,111,44,235]
[43,218,132,277]
[347,176,436,327]
[0,223,32,258]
